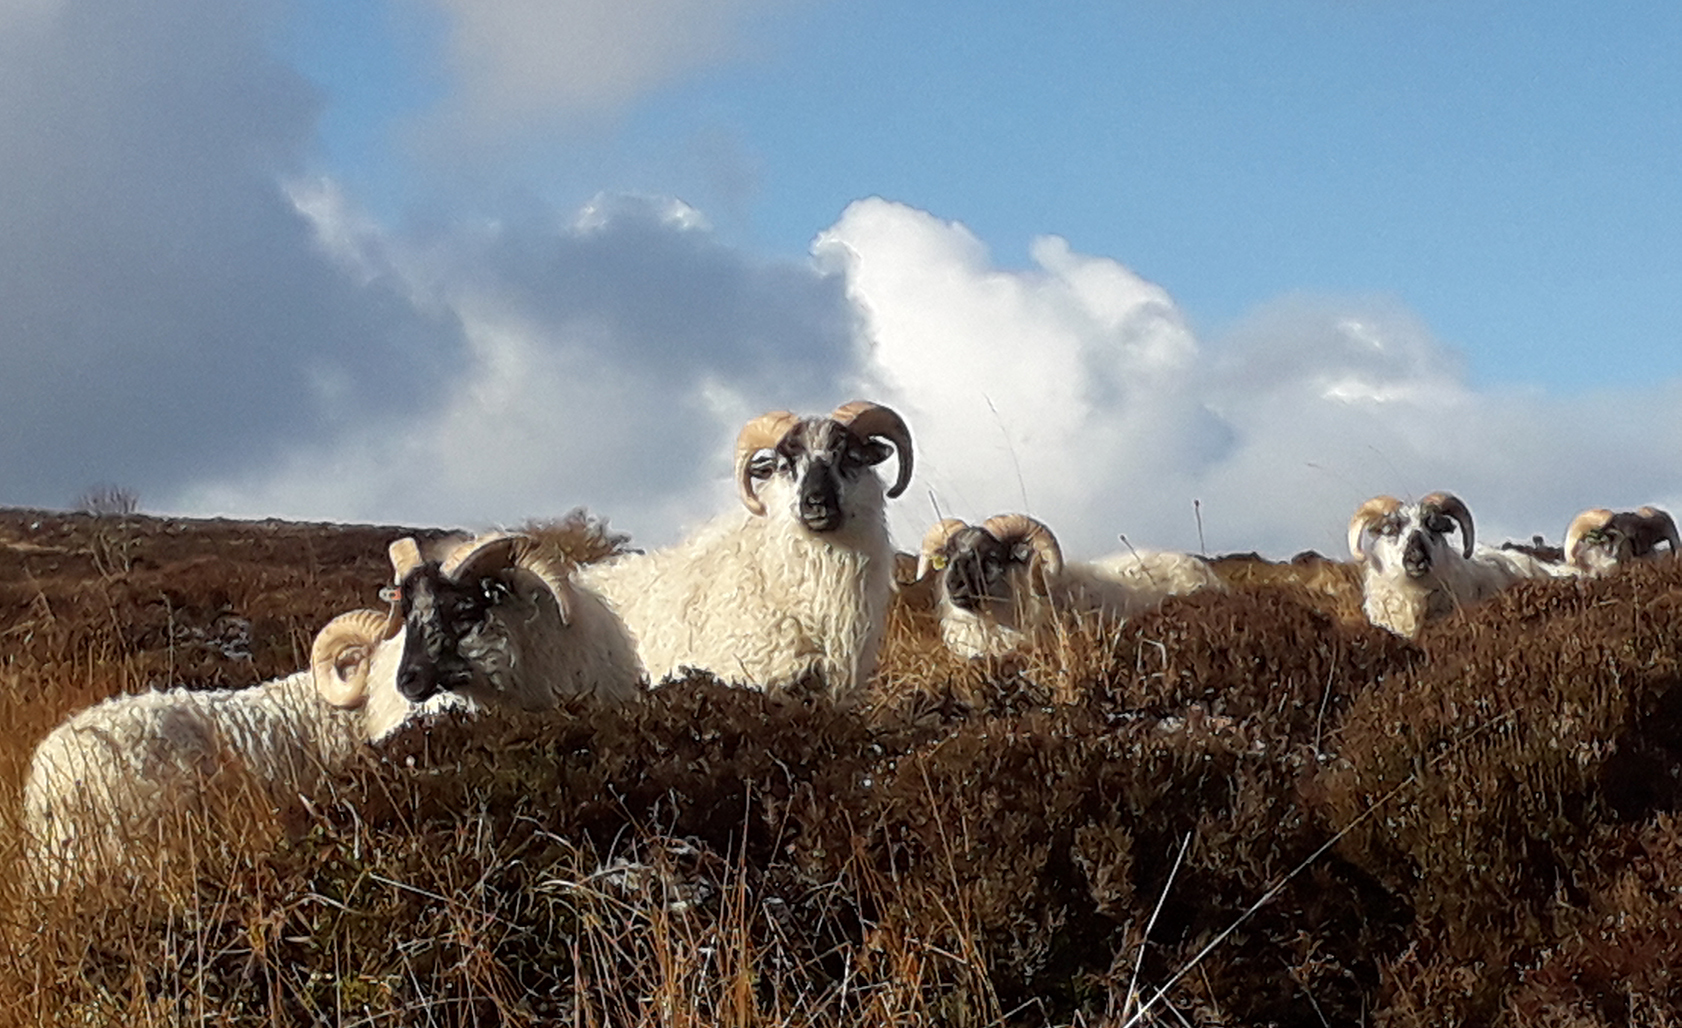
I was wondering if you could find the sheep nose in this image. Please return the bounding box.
[1403,534,1431,578]
[397,662,436,702]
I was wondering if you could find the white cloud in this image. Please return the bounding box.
[171,190,859,546]
[170,192,1682,563]
[821,198,1682,559]
[412,0,793,139]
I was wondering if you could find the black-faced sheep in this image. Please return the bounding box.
[382,532,644,711]
[22,540,471,892]
[1347,492,1581,638]
[916,513,1223,658]
[1563,506,1680,575]
[576,401,913,701]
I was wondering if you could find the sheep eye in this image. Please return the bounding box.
[749,453,777,480]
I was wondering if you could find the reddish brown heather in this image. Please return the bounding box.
[5,511,1682,1026]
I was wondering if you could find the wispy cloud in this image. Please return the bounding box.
[411,0,792,141]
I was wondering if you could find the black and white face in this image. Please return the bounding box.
[938,526,1031,614]
[394,562,504,702]
[747,418,893,533]
[1367,507,1463,580]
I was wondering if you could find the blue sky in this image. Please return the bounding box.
[3,0,1681,557]
[285,1,1682,390]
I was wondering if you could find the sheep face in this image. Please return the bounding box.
[936,525,1032,615]
[747,418,893,534]
[1566,507,1680,573]
[394,561,506,704]
[1350,493,1474,584]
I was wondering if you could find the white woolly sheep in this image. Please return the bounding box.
[381,531,644,711]
[916,513,1224,658]
[1563,506,1680,576]
[576,400,913,701]
[22,540,469,891]
[1347,491,1582,638]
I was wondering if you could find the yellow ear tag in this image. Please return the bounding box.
[931,555,948,570]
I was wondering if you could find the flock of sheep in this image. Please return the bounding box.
[19,400,1679,890]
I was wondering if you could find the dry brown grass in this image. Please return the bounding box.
[5,509,1682,1026]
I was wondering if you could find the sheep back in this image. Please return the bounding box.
[23,671,361,886]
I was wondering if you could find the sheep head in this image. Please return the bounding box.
[1565,505,1681,572]
[922,513,1063,615]
[734,401,913,530]
[1347,492,1475,581]
[393,533,575,705]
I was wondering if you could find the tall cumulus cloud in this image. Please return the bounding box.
[822,199,1682,559]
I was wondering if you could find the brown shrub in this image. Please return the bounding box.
[1321,558,1682,1023]
[9,509,1682,1026]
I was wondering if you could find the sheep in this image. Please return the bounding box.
[22,541,467,891]
[1347,492,1581,638]
[1563,506,1680,575]
[380,531,644,711]
[575,400,914,701]
[916,513,1224,658]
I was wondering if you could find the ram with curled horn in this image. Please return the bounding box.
[914,511,1222,659]
[379,531,643,712]
[580,400,915,700]
[22,537,475,894]
[1346,490,1582,639]
[1563,504,1681,576]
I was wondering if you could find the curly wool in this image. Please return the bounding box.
[577,475,894,701]
[940,550,1224,659]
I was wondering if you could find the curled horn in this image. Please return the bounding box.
[1636,506,1681,556]
[916,518,970,581]
[981,513,1063,579]
[734,411,800,517]
[1347,495,1402,560]
[1564,508,1615,567]
[1420,491,1475,558]
[311,609,393,709]
[832,400,914,499]
[443,532,574,625]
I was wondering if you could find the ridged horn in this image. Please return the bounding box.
[734,411,800,517]
[1636,506,1681,556]
[981,513,1063,578]
[1420,492,1475,558]
[916,518,970,580]
[1347,495,1403,560]
[1564,508,1615,567]
[442,532,574,625]
[389,536,424,579]
[832,400,914,499]
[311,609,392,709]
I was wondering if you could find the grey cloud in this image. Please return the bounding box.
[0,0,465,510]
[174,192,862,544]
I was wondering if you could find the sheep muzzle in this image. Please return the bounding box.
[1402,532,1433,579]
